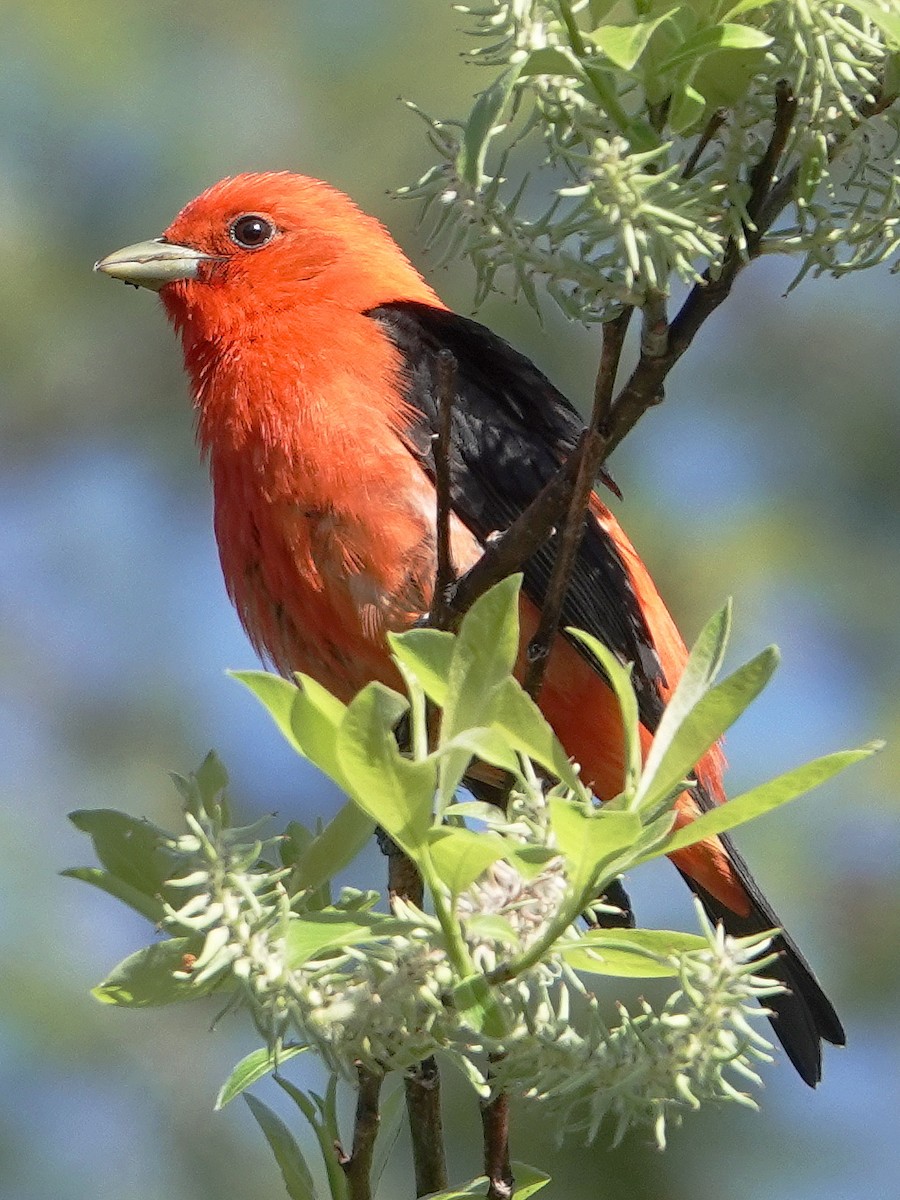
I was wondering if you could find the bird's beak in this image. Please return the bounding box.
[94,238,218,291]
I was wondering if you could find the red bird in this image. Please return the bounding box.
[96,171,843,1084]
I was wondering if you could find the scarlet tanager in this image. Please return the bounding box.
[96,171,844,1085]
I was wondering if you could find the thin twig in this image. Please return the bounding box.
[746,81,798,227]
[404,1057,448,1197]
[340,1066,384,1200]
[481,1082,514,1200]
[600,83,805,460]
[522,308,632,700]
[445,439,584,619]
[430,349,458,627]
[682,108,728,179]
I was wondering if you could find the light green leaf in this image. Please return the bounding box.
[433,726,521,812]
[387,627,455,706]
[650,743,883,859]
[560,927,707,977]
[427,827,507,898]
[372,1082,406,1196]
[244,1094,317,1200]
[590,10,681,72]
[337,683,435,856]
[232,669,304,748]
[458,67,522,187]
[288,803,375,894]
[722,0,777,16]
[274,1076,347,1200]
[566,630,641,797]
[61,867,166,924]
[549,800,642,894]
[216,1044,307,1110]
[520,46,585,77]
[658,23,772,72]
[423,1163,550,1199]
[487,677,585,793]
[234,670,349,789]
[636,646,779,817]
[194,750,229,807]
[669,82,706,133]
[504,844,560,882]
[443,576,522,741]
[452,974,508,1037]
[93,937,220,1007]
[68,809,179,902]
[462,913,520,946]
[284,909,424,969]
[636,602,730,792]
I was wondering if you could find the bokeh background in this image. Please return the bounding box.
[2,3,898,1198]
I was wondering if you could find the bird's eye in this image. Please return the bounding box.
[230,214,276,249]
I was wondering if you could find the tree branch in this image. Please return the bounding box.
[523,307,631,699]
[481,1081,514,1200]
[340,1066,384,1200]
[405,1056,448,1197]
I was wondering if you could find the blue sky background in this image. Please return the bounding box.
[2,4,898,1198]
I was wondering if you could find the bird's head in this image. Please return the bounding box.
[95,171,439,334]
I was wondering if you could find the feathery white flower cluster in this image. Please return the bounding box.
[489,917,780,1149]
[403,0,900,319]
[158,796,779,1146]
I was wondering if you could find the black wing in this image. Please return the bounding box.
[367,299,666,728]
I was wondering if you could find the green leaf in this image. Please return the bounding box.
[436,577,524,811]
[93,937,220,1007]
[669,81,706,133]
[423,1163,550,1199]
[274,1076,347,1200]
[590,11,681,72]
[234,670,348,788]
[284,909,424,969]
[194,750,229,807]
[337,683,435,856]
[504,843,560,882]
[560,927,707,977]
[433,726,521,812]
[566,630,641,797]
[216,1044,307,1110]
[387,627,455,706]
[461,913,520,946]
[520,46,585,77]
[549,800,642,895]
[427,827,507,898]
[657,23,772,72]
[637,645,779,817]
[244,1094,317,1200]
[452,973,508,1037]
[61,867,166,924]
[487,677,584,793]
[636,602,731,794]
[371,1082,406,1196]
[68,809,179,905]
[288,803,375,894]
[634,603,769,814]
[458,67,522,187]
[443,576,522,741]
[650,743,883,859]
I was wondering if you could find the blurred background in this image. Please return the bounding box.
[2,2,898,1198]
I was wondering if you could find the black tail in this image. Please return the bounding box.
[679,830,845,1086]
